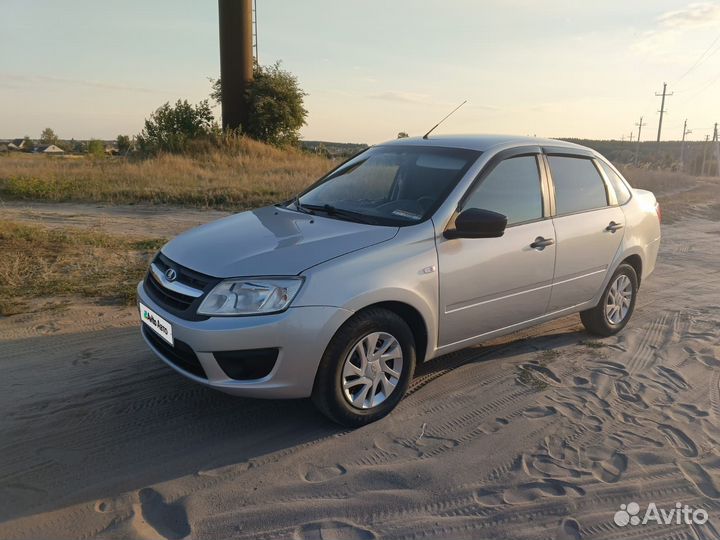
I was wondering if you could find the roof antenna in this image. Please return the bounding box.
[422,100,467,139]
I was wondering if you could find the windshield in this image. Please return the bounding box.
[293,146,481,226]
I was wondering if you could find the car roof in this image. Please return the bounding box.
[378,134,590,153]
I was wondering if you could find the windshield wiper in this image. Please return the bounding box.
[292,194,313,215]
[300,203,378,224]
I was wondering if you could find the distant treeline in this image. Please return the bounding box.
[300,140,368,158]
[562,138,717,176]
[300,138,717,175]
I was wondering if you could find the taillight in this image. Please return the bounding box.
[655,202,662,223]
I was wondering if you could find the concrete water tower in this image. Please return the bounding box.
[218,0,254,131]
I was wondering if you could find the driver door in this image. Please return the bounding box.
[437,151,556,346]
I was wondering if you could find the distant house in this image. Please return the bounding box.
[104,145,119,156]
[33,144,64,154]
[8,138,28,151]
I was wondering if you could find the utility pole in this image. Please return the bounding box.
[634,116,646,166]
[714,122,720,177]
[701,135,709,176]
[655,82,673,143]
[680,119,691,172]
[629,130,634,143]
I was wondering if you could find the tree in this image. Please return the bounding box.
[72,139,87,154]
[22,136,34,152]
[40,127,59,145]
[87,139,105,159]
[136,99,216,154]
[117,134,132,155]
[211,62,308,146]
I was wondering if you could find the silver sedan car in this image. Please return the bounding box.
[138,135,661,426]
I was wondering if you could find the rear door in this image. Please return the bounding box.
[544,151,625,311]
[437,148,556,346]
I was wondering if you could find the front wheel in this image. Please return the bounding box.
[580,263,638,337]
[312,308,416,427]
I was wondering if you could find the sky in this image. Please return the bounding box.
[1,0,720,144]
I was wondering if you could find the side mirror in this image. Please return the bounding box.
[444,208,507,239]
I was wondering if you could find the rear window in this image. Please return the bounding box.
[598,160,632,205]
[548,156,608,215]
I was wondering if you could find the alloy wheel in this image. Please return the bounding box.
[341,332,404,409]
[605,274,633,325]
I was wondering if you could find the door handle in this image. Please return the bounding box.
[606,221,624,233]
[530,236,554,250]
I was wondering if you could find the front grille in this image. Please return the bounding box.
[153,253,211,290]
[146,272,194,311]
[143,253,218,320]
[143,325,207,379]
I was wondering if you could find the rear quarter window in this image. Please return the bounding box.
[598,160,632,205]
[548,156,608,215]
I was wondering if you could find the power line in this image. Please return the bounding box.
[675,31,720,83]
[679,69,720,103]
[655,82,673,143]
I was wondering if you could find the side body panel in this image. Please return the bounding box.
[548,207,625,311]
[294,221,440,362]
[436,220,556,346]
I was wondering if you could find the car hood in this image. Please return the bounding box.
[162,206,399,277]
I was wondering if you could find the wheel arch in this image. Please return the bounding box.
[353,301,429,363]
[622,254,643,287]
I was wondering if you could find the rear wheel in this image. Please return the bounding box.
[580,263,638,336]
[312,308,416,427]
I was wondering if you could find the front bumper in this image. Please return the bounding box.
[137,282,352,399]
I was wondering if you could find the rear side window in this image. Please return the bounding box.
[548,156,608,215]
[598,160,632,205]
[464,155,543,225]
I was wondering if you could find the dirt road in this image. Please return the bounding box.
[0,201,231,238]
[1,213,719,539]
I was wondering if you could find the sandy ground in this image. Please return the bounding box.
[1,206,720,539]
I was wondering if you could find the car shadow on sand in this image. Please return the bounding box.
[0,317,586,522]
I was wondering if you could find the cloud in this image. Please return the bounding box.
[369,91,432,104]
[634,2,720,57]
[0,73,164,94]
[656,2,720,30]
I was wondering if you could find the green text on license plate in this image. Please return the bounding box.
[140,303,173,346]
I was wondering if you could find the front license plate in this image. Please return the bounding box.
[140,303,174,346]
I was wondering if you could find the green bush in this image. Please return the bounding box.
[136,99,217,155]
[211,62,308,147]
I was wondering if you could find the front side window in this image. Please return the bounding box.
[548,156,608,215]
[598,160,632,205]
[463,155,543,225]
[295,146,481,225]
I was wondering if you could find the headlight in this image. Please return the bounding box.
[197,277,303,316]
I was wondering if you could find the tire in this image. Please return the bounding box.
[312,308,416,427]
[580,263,638,337]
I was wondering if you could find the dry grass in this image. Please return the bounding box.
[0,138,332,209]
[620,166,699,194]
[0,221,164,316]
[620,166,720,223]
